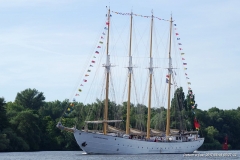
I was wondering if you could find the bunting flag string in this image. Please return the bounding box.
[63,16,110,117]
[76,19,109,93]
[174,23,193,90]
[111,11,171,22]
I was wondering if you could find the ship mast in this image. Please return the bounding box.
[126,12,133,135]
[146,12,154,139]
[166,16,173,137]
[103,8,111,135]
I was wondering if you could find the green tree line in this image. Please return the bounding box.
[0,88,240,151]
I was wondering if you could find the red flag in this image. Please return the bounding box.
[92,60,95,63]
[166,74,170,78]
[176,33,179,35]
[182,58,185,60]
[97,46,101,48]
[194,117,200,130]
[106,22,109,25]
[83,79,87,82]
[95,51,99,54]
[179,48,182,50]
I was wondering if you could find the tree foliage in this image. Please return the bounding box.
[1,88,240,151]
[15,88,45,110]
[0,97,8,131]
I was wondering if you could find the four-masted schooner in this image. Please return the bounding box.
[57,8,204,154]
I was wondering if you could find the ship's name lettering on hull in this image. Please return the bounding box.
[93,136,108,140]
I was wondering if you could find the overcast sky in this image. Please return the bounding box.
[1,0,240,111]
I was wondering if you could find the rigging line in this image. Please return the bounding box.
[110,72,116,103]
[162,82,167,109]
[152,74,160,108]
[121,71,129,103]
[172,29,182,86]
[69,15,108,102]
[59,100,70,122]
[171,68,178,88]
[155,67,164,107]
[60,52,104,121]
[85,103,93,121]
[132,72,140,105]
[159,70,166,108]
[100,69,106,101]
[160,104,165,130]
[78,48,106,121]
[99,55,107,101]
[110,17,129,56]
[132,19,150,57]
[173,26,190,91]
[175,89,182,131]
[152,74,156,108]
[110,54,169,60]
[142,73,149,105]
[178,90,185,130]
[154,21,170,58]
[83,52,103,102]
[111,11,171,22]
[152,22,161,60]
[172,82,177,129]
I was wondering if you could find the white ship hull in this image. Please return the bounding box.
[74,130,204,154]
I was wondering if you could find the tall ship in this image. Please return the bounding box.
[57,7,204,154]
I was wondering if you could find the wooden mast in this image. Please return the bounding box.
[103,8,111,135]
[126,12,133,135]
[147,12,154,139]
[166,16,173,137]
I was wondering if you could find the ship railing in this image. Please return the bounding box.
[83,120,123,132]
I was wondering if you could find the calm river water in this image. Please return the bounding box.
[0,150,239,160]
